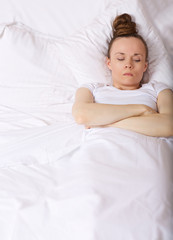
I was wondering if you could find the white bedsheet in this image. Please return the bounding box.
[0,0,173,239]
[0,126,172,239]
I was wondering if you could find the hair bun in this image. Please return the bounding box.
[113,13,138,37]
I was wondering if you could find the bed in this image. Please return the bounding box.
[0,0,173,239]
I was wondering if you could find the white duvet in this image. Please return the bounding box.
[0,0,173,239]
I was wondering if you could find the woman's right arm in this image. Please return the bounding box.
[72,87,154,127]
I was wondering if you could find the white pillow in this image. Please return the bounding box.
[0,0,107,38]
[0,23,76,131]
[57,0,173,88]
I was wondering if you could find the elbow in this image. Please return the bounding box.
[72,104,89,125]
[165,115,173,137]
[74,114,87,125]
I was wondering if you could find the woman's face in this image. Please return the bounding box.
[107,37,148,90]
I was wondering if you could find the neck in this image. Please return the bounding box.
[113,82,141,90]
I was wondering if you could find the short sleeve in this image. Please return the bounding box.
[79,83,105,94]
[152,81,172,96]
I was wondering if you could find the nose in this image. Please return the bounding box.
[125,64,132,68]
[125,60,133,69]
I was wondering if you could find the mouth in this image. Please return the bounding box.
[123,73,133,76]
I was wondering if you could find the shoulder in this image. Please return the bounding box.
[79,82,107,93]
[142,81,172,96]
[157,88,173,115]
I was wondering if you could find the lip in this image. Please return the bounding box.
[123,73,133,76]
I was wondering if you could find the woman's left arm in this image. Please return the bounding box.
[107,89,173,137]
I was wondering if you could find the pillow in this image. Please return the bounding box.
[56,0,173,88]
[145,1,173,69]
[0,0,107,38]
[0,23,76,131]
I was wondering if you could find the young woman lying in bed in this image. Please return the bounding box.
[72,13,173,137]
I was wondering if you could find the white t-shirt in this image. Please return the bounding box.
[80,81,170,111]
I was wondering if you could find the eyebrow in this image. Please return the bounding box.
[114,52,143,56]
[114,52,125,55]
[133,53,143,56]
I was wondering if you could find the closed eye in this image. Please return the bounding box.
[134,59,141,62]
[117,58,124,61]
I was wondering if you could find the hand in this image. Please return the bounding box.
[142,105,157,116]
[85,124,104,129]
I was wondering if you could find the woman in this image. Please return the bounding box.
[72,13,173,137]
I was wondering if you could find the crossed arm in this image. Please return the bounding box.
[72,87,173,137]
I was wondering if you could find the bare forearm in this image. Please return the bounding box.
[73,103,148,126]
[108,113,173,137]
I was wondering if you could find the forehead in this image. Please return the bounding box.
[111,37,146,55]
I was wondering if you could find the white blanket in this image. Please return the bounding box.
[0,0,173,239]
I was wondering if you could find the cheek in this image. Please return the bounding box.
[111,65,121,74]
[136,64,147,74]
[111,62,122,70]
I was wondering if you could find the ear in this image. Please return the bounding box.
[106,57,112,70]
[143,61,148,72]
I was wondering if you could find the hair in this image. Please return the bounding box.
[107,13,148,61]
